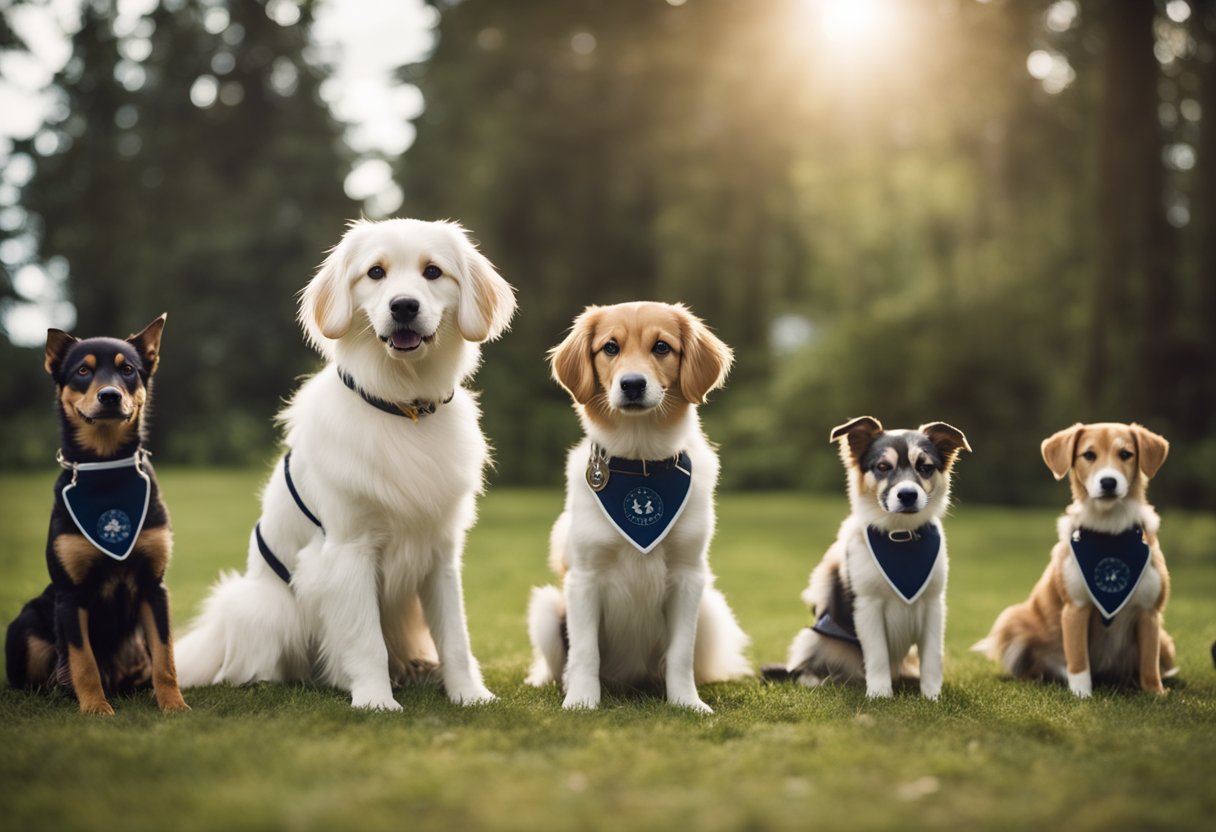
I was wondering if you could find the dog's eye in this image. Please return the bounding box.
[875,461,892,474]
[368,265,386,280]
[120,364,135,376]
[602,341,620,356]
[422,264,442,280]
[76,366,91,377]
[1119,449,1133,461]
[653,341,672,356]
[916,463,936,477]
[1081,450,1097,462]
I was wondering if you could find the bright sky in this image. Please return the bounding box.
[0,0,437,345]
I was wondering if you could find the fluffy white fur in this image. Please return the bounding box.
[174,218,516,710]
[525,303,751,713]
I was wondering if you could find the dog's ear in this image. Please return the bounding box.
[830,416,884,464]
[1041,423,1084,481]
[549,307,601,405]
[126,314,167,376]
[919,421,972,469]
[455,237,516,343]
[1130,424,1169,480]
[45,329,79,376]
[677,305,733,404]
[300,237,356,342]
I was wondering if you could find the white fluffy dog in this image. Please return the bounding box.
[525,302,752,713]
[175,218,516,710]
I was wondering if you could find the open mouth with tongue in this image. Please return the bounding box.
[383,328,434,353]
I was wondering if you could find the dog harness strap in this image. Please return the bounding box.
[283,451,322,529]
[254,523,293,584]
[337,368,453,421]
[811,612,861,647]
[57,449,152,561]
[863,521,942,604]
[1069,526,1150,625]
[586,447,693,554]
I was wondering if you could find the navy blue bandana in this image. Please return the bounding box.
[586,446,692,554]
[1069,526,1150,624]
[59,451,151,561]
[864,521,942,604]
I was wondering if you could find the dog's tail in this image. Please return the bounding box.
[524,585,565,687]
[175,568,305,688]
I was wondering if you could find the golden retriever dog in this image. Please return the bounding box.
[766,417,971,699]
[975,422,1177,696]
[525,302,751,712]
[175,218,516,710]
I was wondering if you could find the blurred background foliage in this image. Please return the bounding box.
[1,0,1214,507]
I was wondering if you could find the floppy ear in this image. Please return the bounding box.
[45,329,79,376]
[1041,423,1084,481]
[126,314,167,376]
[1131,424,1169,480]
[919,421,972,469]
[549,307,601,405]
[457,245,517,343]
[300,238,355,341]
[677,306,734,404]
[830,416,884,465]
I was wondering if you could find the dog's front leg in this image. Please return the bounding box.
[1061,601,1093,698]
[299,539,400,711]
[139,588,189,713]
[562,571,601,709]
[56,598,113,715]
[918,597,945,700]
[419,555,494,705]
[854,596,893,698]
[1136,608,1166,695]
[664,570,711,713]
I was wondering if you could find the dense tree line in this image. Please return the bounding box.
[2,0,1213,507]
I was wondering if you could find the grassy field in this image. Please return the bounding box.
[2,468,1215,831]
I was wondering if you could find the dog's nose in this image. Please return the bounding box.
[97,387,123,408]
[897,488,919,507]
[619,374,647,401]
[390,296,420,323]
[1100,476,1117,493]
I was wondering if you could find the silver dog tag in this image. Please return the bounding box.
[586,443,609,492]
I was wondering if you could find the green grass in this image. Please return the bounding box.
[2,470,1215,831]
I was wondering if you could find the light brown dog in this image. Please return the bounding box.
[976,423,1176,697]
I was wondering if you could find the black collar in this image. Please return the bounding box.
[338,368,453,422]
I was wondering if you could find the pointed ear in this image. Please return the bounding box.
[549,307,601,405]
[830,416,884,464]
[1041,423,1084,481]
[45,329,79,375]
[677,306,733,404]
[300,240,355,342]
[457,244,517,343]
[1131,424,1169,480]
[126,314,167,376]
[919,421,972,469]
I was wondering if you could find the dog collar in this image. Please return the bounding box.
[863,521,942,604]
[585,443,693,554]
[1069,526,1150,625]
[338,368,453,422]
[56,448,151,561]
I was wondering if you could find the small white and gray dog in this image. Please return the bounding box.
[765,417,970,699]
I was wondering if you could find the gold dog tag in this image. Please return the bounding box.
[586,443,609,492]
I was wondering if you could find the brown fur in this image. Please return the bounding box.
[549,302,732,432]
[979,422,1175,693]
[25,635,56,685]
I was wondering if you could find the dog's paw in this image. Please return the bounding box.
[79,699,116,716]
[449,685,496,706]
[865,683,894,699]
[562,686,601,710]
[920,682,942,701]
[1067,671,1092,699]
[670,695,714,714]
[158,693,191,713]
[350,687,403,711]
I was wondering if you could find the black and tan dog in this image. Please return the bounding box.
[5,315,188,715]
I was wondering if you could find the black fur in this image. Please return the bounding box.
[5,318,182,712]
